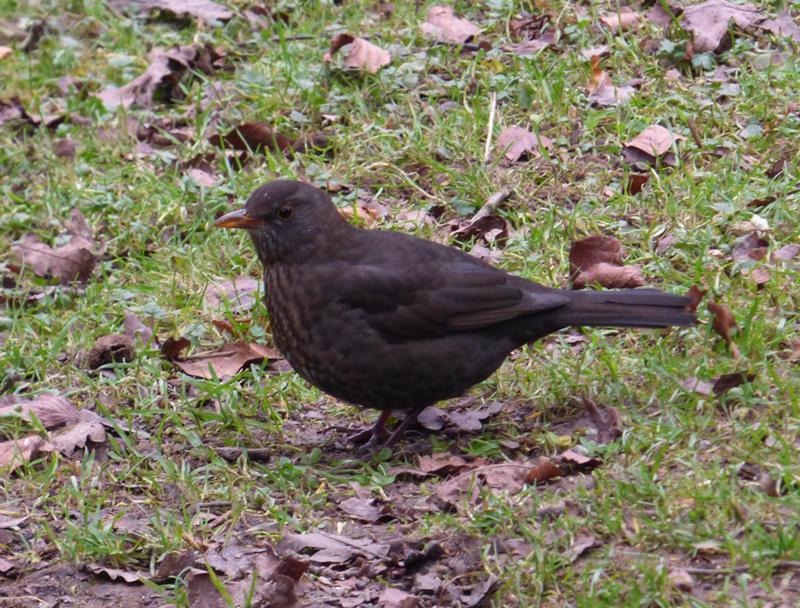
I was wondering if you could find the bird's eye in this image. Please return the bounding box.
[277,204,293,221]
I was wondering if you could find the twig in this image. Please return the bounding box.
[686,118,703,149]
[214,447,272,463]
[269,34,315,42]
[467,189,512,225]
[318,531,387,559]
[683,560,800,576]
[483,91,497,163]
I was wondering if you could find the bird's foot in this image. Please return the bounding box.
[347,411,391,447]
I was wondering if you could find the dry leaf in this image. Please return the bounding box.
[0,435,53,472]
[421,5,480,44]
[713,371,754,395]
[380,588,417,608]
[503,32,554,55]
[600,8,641,30]
[338,497,388,523]
[773,244,800,262]
[0,393,80,427]
[96,45,222,110]
[524,457,562,484]
[623,125,682,166]
[496,126,551,161]
[669,568,695,591]
[12,233,96,284]
[567,534,598,562]
[160,336,191,359]
[582,397,622,444]
[680,377,714,396]
[707,301,739,358]
[686,285,706,313]
[758,12,800,42]
[569,235,645,289]
[86,563,145,583]
[133,0,233,22]
[124,311,154,347]
[682,0,763,53]
[210,122,292,153]
[205,276,260,313]
[84,334,136,369]
[0,46,11,60]
[417,452,486,475]
[170,341,279,379]
[731,233,768,263]
[50,420,106,457]
[54,137,76,158]
[323,33,391,73]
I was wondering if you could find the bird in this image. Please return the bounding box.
[216,180,695,452]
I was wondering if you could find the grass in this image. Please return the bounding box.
[1,0,799,606]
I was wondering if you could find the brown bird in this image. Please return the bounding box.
[217,180,695,452]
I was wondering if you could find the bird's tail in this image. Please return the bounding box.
[553,288,696,329]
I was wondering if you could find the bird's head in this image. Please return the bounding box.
[216,180,348,265]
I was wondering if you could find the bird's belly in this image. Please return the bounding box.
[273,316,509,410]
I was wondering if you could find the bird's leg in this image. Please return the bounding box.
[347,410,391,446]
[369,406,426,455]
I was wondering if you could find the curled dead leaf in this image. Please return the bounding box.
[569,235,644,289]
[524,457,562,485]
[170,341,280,380]
[323,33,391,73]
[623,125,683,166]
[210,122,292,154]
[496,126,551,162]
[682,0,763,53]
[0,435,53,472]
[707,301,740,358]
[12,233,97,284]
[421,5,480,44]
[600,8,641,30]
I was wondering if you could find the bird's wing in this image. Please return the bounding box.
[333,260,569,339]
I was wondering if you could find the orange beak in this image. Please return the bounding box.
[215,208,265,229]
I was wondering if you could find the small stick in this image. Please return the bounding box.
[466,189,512,225]
[483,91,497,163]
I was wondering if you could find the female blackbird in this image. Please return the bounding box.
[217,180,695,451]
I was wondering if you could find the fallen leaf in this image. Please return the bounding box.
[278,531,388,564]
[647,3,680,28]
[758,12,800,42]
[669,568,695,591]
[449,575,497,607]
[96,45,222,110]
[417,406,446,431]
[524,457,562,484]
[731,232,768,262]
[0,514,29,529]
[728,214,769,236]
[50,420,106,457]
[205,276,259,313]
[338,496,389,523]
[12,233,97,284]
[747,266,770,286]
[435,463,533,505]
[582,397,622,444]
[169,341,279,380]
[379,588,417,608]
[682,0,763,53]
[0,46,11,60]
[187,167,218,188]
[86,564,146,583]
[124,311,154,347]
[0,556,16,575]
[421,5,480,44]
[418,452,487,475]
[496,126,551,161]
[626,173,649,195]
[679,377,714,396]
[132,0,233,22]
[581,45,609,60]
[160,336,191,359]
[622,125,682,166]
[509,14,549,39]
[84,333,136,369]
[54,137,76,158]
[0,435,53,471]
[600,8,641,30]
[707,301,739,358]
[773,244,800,262]
[0,393,80,427]
[503,33,554,55]
[586,55,636,107]
[558,448,602,471]
[156,550,198,579]
[323,33,391,73]
[713,371,754,395]
[686,285,706,313]
[569,235,645,289]
[210,122,292,153]
[214,446,271,463]
[186,571,226,608]
[567,534,598,562]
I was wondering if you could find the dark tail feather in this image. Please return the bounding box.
[554,288,696,329]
